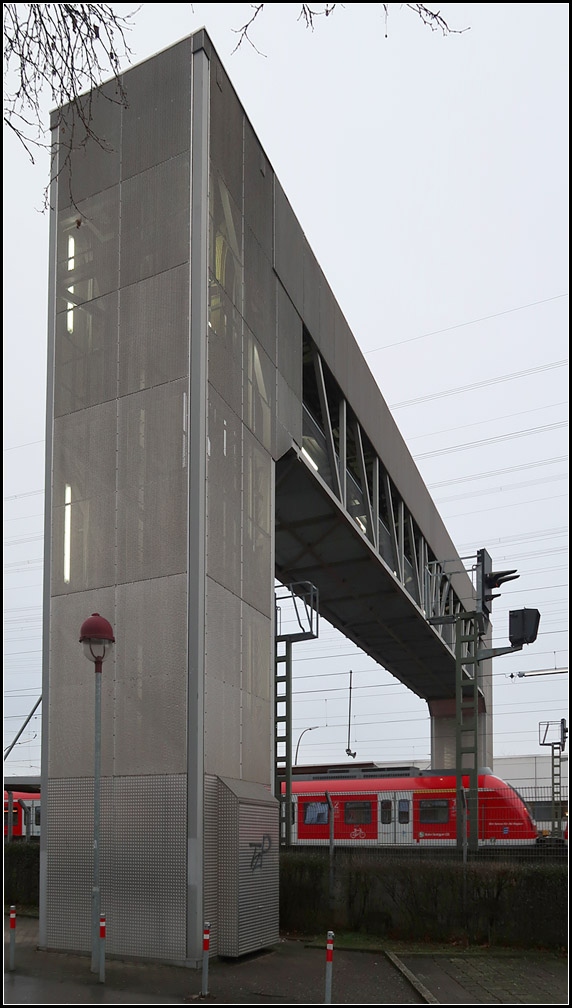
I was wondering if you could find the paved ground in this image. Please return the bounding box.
[4,914,569,1004]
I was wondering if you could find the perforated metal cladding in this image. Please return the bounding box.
[49,588,116,779]
[46,775,187,960]
[117,380,188,584]
[244,121,273,257]
[57,188,119,311]
[46,32,289,966]
[54,291,118,417]
[120,39,191,180]
[273,181,304,318]
[276,280,303,399]
[209,175,243,315]
[241,692,273,785]
[243,227,275,361]
[302,239,322,344]
[242,601,272,704]
[204,677,241,778]
[217,778,279,957]
[236,802,279,955]
[46,778,94,951]
[209,54,243,206]
[51,403,117,594]
[205,578,241,690]
[204,583,272,782]
[276,373,303,457]
[120,154,190,288]
[203,775,219,956]
[114,575,188,776]
[56,83,121,208]
[207,389,242,596]
[242,430,272,617]
[118,265,189,397]
[208,279,242,416]
[244,328,275,454]
[217,781,239,955]
[105,774,187,959]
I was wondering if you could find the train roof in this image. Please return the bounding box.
[287,772,508,793]
[4,790,41,801]
[4,776,41,794]
[290,763,423,780]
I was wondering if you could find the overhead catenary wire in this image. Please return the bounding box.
[427,456,568,489]
[413,422,567,460]
[365,294,569,355]
[389,359,568,409]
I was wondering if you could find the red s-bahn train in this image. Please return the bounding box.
[284,771,538,847]
[4,791,41,839]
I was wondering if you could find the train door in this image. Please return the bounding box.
[379,790,414,845]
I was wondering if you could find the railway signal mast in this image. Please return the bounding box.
[428,548,541,852]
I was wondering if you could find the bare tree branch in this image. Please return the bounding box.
[232,3,469,52]
[3,4,139,166]
[4,2,469,208]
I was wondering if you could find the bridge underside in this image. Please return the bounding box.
[275,449,458,703]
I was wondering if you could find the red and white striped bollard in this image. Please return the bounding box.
[325,930,334,1003]
[99,914,106,983]
[202,922,210,996]
[9,905,16,971]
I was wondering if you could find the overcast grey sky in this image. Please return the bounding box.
[3,3,568,777]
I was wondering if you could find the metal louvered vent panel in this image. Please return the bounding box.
[217,777,279,957]
[237,803,279,956]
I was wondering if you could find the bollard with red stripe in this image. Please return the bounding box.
[98,914,106,984]
[325,930,334,1003]
[9,906,16,971]
[201,922,210,996]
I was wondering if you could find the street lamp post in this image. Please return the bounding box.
[295,726,320,765]
[79,613,115,974]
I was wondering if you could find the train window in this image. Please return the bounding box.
[34,807,41,827]
[4,810,19,827]
[381,800,392,824]
[419,799,449,823]
[344,801,371,825]
[304,801,329,825]
[398,799,410,824]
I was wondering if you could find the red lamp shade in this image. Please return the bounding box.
[80,613,115,664]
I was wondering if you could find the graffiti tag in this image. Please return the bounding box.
[249,833,272,870]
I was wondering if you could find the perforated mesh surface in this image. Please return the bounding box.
[46,775,187,960]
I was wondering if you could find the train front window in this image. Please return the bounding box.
[304,801,329,825]
[381,800,392,824]
[344,801,371,825]
[398,799,410,824]
[419,799,449,824]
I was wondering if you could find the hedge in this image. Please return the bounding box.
[280,849,568,948]
[4,842,40,907]
[5,842,567,948]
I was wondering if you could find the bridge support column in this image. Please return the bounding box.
[428,688,493,771]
